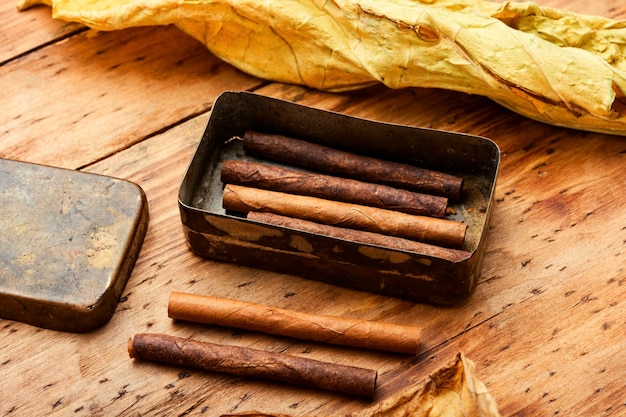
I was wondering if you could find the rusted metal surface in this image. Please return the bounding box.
[178,92,500,304]
[0,158,149,332]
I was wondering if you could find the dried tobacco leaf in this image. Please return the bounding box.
[19,0,626,135]
[222,353,502,417]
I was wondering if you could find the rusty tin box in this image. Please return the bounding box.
[178,91,499,304]
[0,158,149,332]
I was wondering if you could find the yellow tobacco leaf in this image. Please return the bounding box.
[19,0,626,135]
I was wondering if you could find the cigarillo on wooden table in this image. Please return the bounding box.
[128,333,377,397]
[168,292,422,355]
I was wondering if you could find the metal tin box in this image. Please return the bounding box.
[179,91,499,304]
[0,159,149,332]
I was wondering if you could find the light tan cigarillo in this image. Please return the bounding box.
[223,184,466,248]
[168,292,422,355]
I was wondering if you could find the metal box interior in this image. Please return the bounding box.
[179,91,500,304]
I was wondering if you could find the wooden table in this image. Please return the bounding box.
[1,1,625,415]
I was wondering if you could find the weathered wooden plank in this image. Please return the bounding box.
[0,3,83,64]
[0,24,263,169]
[369,272,626,416]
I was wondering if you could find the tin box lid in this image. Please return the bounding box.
[0,158,149,332]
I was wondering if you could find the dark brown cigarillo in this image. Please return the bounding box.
[242,131,463,200]
[221,159,449,217]
[223,184,467,248]
[128,333,377,397]
[168,292,422,354]
[248,212,471,262]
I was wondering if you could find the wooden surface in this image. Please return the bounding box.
[1,1,626,416]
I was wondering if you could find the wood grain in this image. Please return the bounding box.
[0,3,83,64]
[1,0,626,416]
[0,24,263,168]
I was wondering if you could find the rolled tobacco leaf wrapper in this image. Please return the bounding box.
[242,131,464,200]
[221,353,502,417]
[223,184,467,248]
[168,292,422,354]
[128,333,378,397]
[248,212,471,262]
[221,159,449,217]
